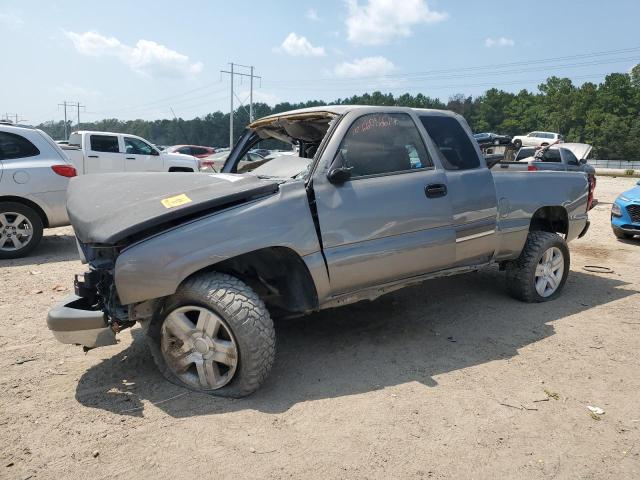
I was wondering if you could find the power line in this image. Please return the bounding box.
[221,62,261,147]
[264,46,640,86]
[2,113,28,124]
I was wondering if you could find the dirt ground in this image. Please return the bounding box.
[1,176,639,480]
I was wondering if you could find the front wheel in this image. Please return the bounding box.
[505,231,570,302]
[146,272,276,397]
[0,202,44,259]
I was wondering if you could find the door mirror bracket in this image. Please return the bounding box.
[327,166,352,184]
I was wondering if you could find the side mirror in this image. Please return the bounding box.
[327,166,352,184]
[151,149,160,156]
[579,158,587,165]
[637,180,640,186]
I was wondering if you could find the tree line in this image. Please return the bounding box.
[38,66,640,160]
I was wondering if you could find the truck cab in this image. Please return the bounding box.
[63,131,199,174]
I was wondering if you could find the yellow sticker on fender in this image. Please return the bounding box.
[161,193,192,208]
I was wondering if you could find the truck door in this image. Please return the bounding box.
[418,114,498,266]
[312,112,455,295]
[86,134,124,173]
[123,136,161,171]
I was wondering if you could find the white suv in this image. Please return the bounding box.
[0,122,76,258]
[512,131,564,148]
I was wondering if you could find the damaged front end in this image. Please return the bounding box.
[47,243,135,350]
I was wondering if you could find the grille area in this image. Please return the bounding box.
[627,204,640,223]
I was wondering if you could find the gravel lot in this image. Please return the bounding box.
[1,175,639,479]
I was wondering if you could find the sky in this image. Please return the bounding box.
[1,0,639,125]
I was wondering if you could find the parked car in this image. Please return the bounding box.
[62,131,199,174]
[164,145,216,158]
[48,106,591,397]
[504,144,594,173]
[473,132,512,146]
[199,150,267,173]
[0,124,76,258]
[611,180,640,239]
[511,131,564,149]
[250,148,272,157]
[496,144,596,209]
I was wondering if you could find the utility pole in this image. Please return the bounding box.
[76,101,85,130]
[3,113,27,124]
[58,101,85,140]
[250,65,254,123]
[220,63,261,148]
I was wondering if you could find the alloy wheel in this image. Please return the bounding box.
[0,212,34,252]
[534,246,564,297]
[160,305,238,390]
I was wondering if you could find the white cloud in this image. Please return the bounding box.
[0,10,24,31]
[334,56,395,78]
[53,82,103,100]
[485,37,515,48]
[278,32,325,57]
[306,8,321,21]
[63,30,203,77]
[346,0,447,46]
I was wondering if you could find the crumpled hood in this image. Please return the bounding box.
[67,172,279,245]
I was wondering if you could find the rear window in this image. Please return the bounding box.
[540,149,561,162]
[90,135,119,153]
[419,115,480,170]
[0,131,40,160]
[561,149,578,164]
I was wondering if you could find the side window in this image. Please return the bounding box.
[177,146,192,155]
[90,135,119,153]
[419,115,480,170]
[338,113,431,178]
[561,149,578,164]
[124,137,153,155]
[541,149,561,162]
[0,131,40,160]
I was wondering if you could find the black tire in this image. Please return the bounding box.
[513,139,522,149]
[612,227,633,240]
[0,201,44,259]
[505,231,570,303]
[146,272,275,398]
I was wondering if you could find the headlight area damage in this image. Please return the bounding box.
[47,171,281,350]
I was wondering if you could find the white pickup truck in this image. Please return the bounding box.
[61,131,199,174]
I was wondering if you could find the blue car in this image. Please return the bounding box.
[611,179,640,239]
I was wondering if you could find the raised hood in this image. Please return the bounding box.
[561,143,592,160]
[67,172,279,245]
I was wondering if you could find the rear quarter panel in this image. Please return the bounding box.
[492,171,589,260]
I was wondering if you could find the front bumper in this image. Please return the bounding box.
[47,295,116,348]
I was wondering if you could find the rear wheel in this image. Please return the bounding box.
[513,139,522,149]
[505,231,570,302]
[0,202,43,259]
[146,272,276,397]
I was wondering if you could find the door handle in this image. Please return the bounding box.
[425,183,447,198]
[126,157,135,160]
[88,155,99,158]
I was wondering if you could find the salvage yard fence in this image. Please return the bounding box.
[588,159,640,169]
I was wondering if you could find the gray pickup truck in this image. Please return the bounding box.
[496,143,595,175]
[48,106,592,397]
